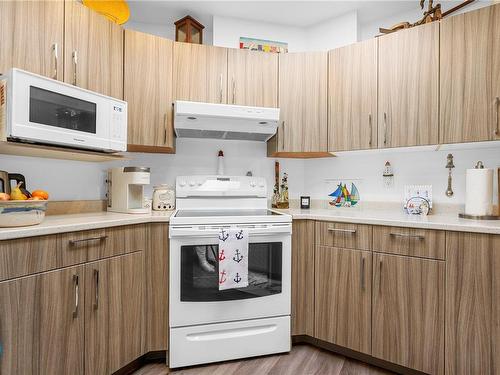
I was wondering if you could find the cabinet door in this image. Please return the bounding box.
[278,52,328,152]
[64,0,123,98]
[0,0,64,79]
[315,246,371,354]
[440,4,500,143]
[125,30,174,151]
[0,266,84,375]
[291,220,315,336]
[227,49,278,107]
[328,39,377,152]
[85,252,144,374]
[372,253,444,374]
[446,232,500,375]
[378,23,439,148]
[173,42,228,104]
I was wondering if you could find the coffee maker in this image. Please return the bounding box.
[0,171,26,194]
[107,167,150,214]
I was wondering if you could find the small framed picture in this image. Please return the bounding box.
[300,196,310,209]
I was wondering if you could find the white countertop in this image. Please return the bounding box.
[281,208,500,235]
[1,207,500,241]
[0,211,173,240]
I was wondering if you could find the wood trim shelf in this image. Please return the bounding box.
[127,144,176,154]
[268,152,335,159]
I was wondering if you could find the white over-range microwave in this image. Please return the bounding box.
[0,68,127,152]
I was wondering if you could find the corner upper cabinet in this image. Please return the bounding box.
[173,42,228,104]
[378,22,439,148]
[0,0,64,79]
[227,49,278,107]
[124,30,175,152]
[328,39,378,152]
[440,4,500,143]
[268,52,328,156]
[63,0,123,98]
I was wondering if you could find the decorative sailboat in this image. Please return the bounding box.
[328,182,360,207]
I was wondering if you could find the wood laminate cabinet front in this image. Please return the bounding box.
[328,39,378,152]
[291,220,315,336]
[315,246,372,354]
[378,22,439,148]
[440,4,500,143]
[445,232,500,375]
[372,253,445,375]
[0,0,64,79]
[125,30,175,152]
[0,266,84,375]
[64,0,123,98]
[275,52,328,153]
[227,49,278,107]
[173,42,228,104]
[85,252,144,374]
[146,223,169,351]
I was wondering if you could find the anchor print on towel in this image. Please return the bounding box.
[219,270,227,285]
[232,249,244,263]
[235,230,244,240]
[219,229,229,242]
[233,273,242,283]
[218,249,226,261]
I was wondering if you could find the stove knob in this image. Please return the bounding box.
[259,182,265,188]
[189,181,196,187]
[250,181,257,187]
[197,181,203,186]
[179,180,186,187]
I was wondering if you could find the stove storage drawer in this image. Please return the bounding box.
[169,316,291,368]
[315,221,372,250]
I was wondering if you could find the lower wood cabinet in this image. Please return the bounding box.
[372,253,445,375]
[315,246,371,354]
[85,252,145,374]
[0,266,85,375]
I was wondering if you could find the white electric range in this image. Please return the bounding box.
[169,175,292,368]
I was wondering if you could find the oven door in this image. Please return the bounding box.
[6,69,126,151]
[169,223,291,327]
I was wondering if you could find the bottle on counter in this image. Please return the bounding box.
[217,150,224,176]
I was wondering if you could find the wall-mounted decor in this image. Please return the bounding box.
[175,15,204,44]
[239,37,288,53]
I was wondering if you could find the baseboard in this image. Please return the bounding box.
[113,351,167,375]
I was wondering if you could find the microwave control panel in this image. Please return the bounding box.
[110,103,127,142]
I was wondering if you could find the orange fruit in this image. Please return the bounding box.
[31,190,49,200]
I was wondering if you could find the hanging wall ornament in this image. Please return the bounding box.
[383,161,394,188]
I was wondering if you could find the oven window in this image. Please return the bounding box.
[29,86,97,134]
[181,242,282,302]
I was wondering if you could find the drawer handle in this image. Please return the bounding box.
[72,274,79,319]
[389,232,424,240]
[69,235,107,245]
[328,227,357,234]
[93,269,99,310]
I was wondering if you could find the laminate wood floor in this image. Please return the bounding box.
[131,344,395,375]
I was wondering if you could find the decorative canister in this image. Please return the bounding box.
[152,184,175,211]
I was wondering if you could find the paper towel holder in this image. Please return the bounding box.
[459,162,500,220]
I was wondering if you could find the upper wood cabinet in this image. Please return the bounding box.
[372,253,445,375]
[124,30,175,152]
[378,23,439,148]
[0,266,85,375]
[328,39,378,152]
[315,246,372,355]
[173,42,228,104]
[440,4,500,144]
[0,0,64,79]
[227,49,278,107]
[63,0,123,98]
[270,52,328,154]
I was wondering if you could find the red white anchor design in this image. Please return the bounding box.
[219,270,227,284]
[218,249,226,261]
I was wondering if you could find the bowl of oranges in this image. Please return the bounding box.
[0,183,49,227]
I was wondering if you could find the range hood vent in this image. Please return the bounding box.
[174,101,280,142]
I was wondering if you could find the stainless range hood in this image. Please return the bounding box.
[174,101,280,142]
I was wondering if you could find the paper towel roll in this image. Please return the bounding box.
[465,167,494,216]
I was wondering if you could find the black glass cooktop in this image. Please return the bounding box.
[175,209,282,218]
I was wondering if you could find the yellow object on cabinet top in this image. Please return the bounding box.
[81,0,130,25]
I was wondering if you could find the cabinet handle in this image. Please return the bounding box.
[383,112,387,145]
[378,259,383,294]
[281,121,285,151]
[361,257,366,291]
[72,51,78,86]
[495,97,499,136]
[69,235,107,245]
[52,43,58,80]
[327,227,357,234]
[219,74,223,103]
[232,77,236,104]
[368,113,372,147]
[389,232,424,240]
[72,274,79,319]
[93,269,99,310]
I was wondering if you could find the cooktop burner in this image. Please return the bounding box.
[175,209,282,218]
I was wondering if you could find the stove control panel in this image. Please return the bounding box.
[176,175,267,198]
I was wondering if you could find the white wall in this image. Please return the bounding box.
[306,11,358,51]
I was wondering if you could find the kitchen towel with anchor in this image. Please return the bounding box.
[218,228,249,290]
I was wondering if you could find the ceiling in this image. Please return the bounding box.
[127,1,441,28]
